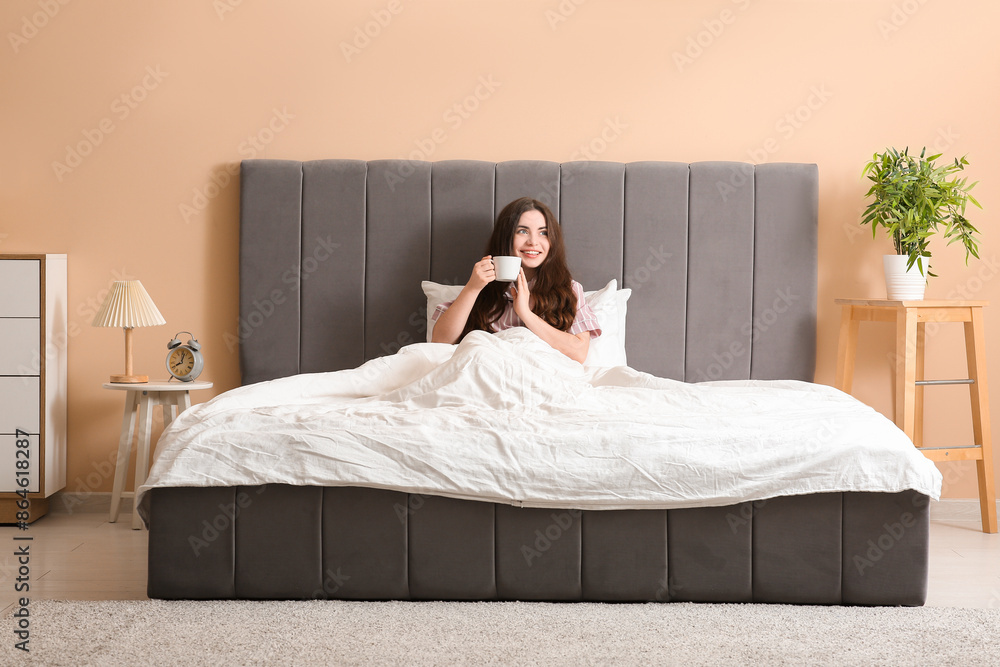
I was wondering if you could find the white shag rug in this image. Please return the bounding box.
[4,600,998,666]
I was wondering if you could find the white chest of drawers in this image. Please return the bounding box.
[0,254,67,522]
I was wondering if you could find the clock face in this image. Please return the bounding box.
[169,347,195,377]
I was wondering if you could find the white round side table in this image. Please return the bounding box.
[103,380,213,530]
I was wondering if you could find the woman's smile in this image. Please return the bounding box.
[513,210,549,272]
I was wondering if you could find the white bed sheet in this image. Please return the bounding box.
[137,328,942,512]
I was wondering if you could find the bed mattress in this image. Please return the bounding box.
[137,329,940,515]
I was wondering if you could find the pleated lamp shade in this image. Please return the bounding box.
[92,280,166,383]
[92,280,166,328]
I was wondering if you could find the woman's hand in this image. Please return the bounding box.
[431,256,494,344]
[513,269,590,363]
[468,256,496,291]
[510,268,531,320]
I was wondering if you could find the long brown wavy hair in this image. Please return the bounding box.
[462,197,577,338]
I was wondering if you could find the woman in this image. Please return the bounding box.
[431,197,601,363]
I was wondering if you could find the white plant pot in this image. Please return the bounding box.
[883,254,927,300]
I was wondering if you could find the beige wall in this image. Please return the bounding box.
[2,0,997,501]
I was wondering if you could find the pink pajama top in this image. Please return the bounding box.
[432,280,602,338]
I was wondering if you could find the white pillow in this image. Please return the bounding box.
[420,279,630,367]
[422,281,464,343]
[582,279,630,368]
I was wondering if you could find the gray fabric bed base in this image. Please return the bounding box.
[147,485,929,605]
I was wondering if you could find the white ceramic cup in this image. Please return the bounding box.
[492,256,521,282]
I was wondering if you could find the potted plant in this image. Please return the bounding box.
[861,147,982,300]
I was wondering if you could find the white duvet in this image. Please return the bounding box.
[137,328,941,513]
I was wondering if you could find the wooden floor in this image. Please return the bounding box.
[0,510,998,612]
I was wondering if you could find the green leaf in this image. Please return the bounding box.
[858,146,983,281]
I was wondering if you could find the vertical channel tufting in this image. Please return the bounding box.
[321,487,410,599]
[842,491,930,606]
[233,484,323,599]
[146,487,237,599]
[408,495,497,600]
[752,493,842,603]
[581,509,669,601]
[685,162,755,382]
[240,159,817,384]
[238,159,303,385]
[558,161,625,290]
[364,160,432,361]
[751,162,818,381]
[300,160,367,373]
[429,160,496,287]
[623,162,690,379]
[667,503,753,602]
[495,505,582,600]
[495,161,562,220]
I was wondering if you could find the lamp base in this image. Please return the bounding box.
[109,374,148,384]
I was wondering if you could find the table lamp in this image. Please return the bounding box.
[92,280,166,383]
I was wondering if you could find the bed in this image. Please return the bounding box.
[140,159,940,605]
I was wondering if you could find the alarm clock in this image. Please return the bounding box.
[166,331,204,382]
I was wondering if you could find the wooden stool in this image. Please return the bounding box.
[104,380,213,529]
[834,299,996,533]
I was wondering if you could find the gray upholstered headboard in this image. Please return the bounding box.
[238,159,817,386]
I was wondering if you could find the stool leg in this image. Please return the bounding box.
[109,391,139,523]
[161,394,179,431]
[894,308,918,442]
[965,309,997,533]
[835,306,859,394]
[914,322,926,448]
[131,393,155,530]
